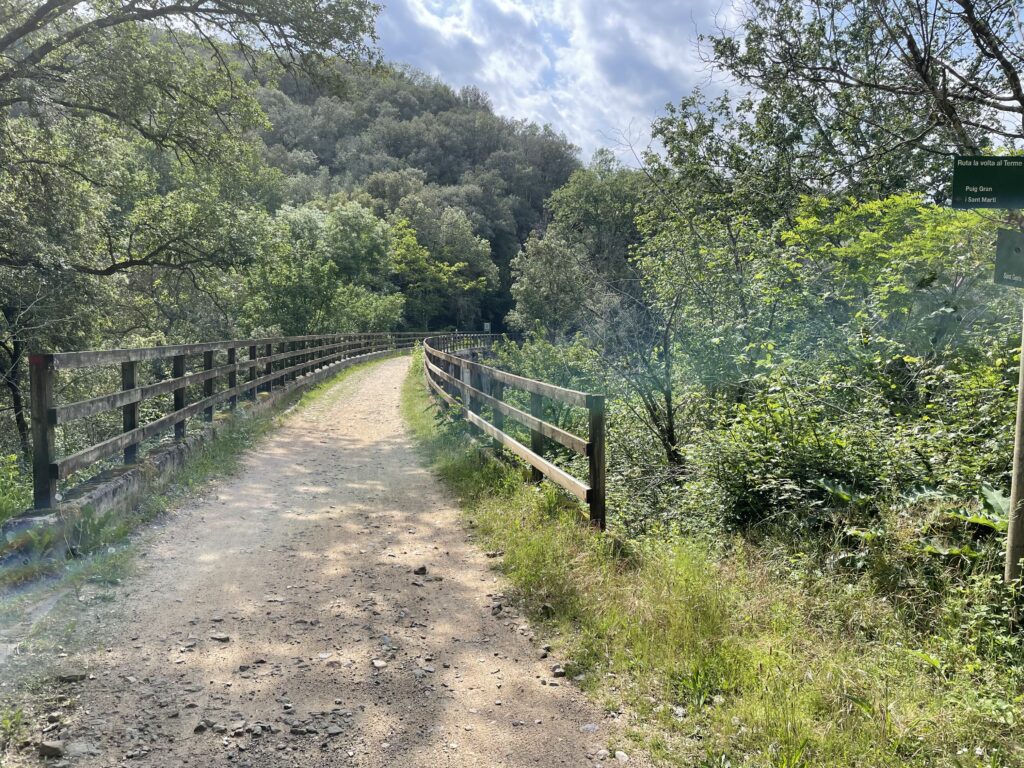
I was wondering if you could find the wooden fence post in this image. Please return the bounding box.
[490,379,504,452]
[469,367,482,415]
[227,347,238,410]
[248,344,258,399]
[122,360,139,463]
[203,350,215,421]
[587,394,606,530]
[529,392,544,483]
[173,354,186,439]
[29,355,57,509]
[263,343,272,392]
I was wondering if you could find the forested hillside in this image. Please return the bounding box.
[0,14,578,461]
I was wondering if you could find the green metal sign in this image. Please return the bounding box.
[995,228,1024,287]
[952,156,1024,209]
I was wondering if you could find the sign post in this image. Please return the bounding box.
[952,156,1024,209]
[954,156,1024,582]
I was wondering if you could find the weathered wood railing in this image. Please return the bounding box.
[422,335,606,529]
[29,332,431,510]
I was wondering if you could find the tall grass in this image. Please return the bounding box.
[401,348,1023,768]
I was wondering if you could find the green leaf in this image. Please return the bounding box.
[906,649,943,671]
[946,511,1008,533]
[981,484,1010,518]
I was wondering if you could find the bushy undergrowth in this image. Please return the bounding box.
[0,455,29,527]
[405,349,1024,766]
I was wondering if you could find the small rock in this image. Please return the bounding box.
[65,740,98,758]
[57,672,86,683]
[38,741,65,758]
[615,750,629,763]
[552,665,566,678]
[326,725,344,737]
[413,565,428,575]
[210,633,230,643]
[372,659,387,669]
[579,723,598,733]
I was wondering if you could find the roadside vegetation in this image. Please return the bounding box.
[404,349,1023,767]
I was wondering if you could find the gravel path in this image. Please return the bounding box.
[11,356,641,767]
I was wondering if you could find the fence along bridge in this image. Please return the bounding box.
[23,332,606,532]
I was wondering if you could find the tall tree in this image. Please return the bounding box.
[707,0,1024,198]
[0,0,380,456]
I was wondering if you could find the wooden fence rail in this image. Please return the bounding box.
[29,332,433,510]
[422,335,606,529]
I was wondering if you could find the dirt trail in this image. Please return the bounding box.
[10,356,641,767]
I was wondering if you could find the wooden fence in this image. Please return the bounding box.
[422,335,606,529]
[28,332,432,510]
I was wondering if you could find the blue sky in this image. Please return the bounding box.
[376,0,728,162]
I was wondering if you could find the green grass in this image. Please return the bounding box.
[0,704,24,760]
[401,348,1024,768]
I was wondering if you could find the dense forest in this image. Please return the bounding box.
[4,0,1024,765]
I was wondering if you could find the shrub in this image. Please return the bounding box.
[0,455,29,526]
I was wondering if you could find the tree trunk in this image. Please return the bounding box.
[1,343,31,459]
[1,305,31,458]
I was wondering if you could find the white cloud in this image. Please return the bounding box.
[376,0,719,163]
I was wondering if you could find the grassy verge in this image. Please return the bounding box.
[401,349,1021,768]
